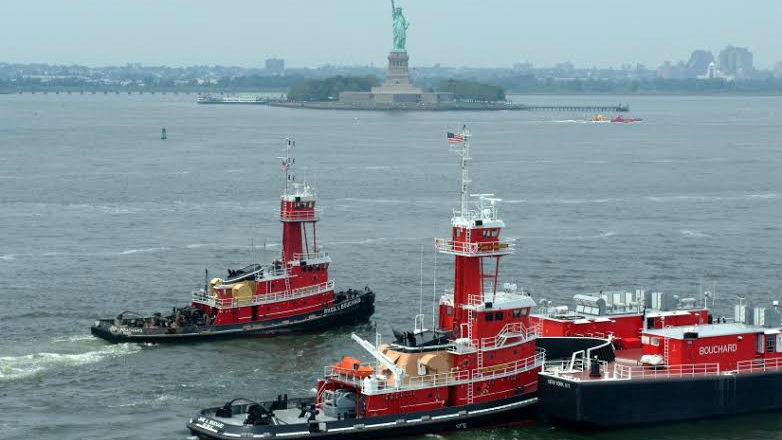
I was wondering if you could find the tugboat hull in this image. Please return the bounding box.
[186,394,537,440]
[538,369,782,428]
[91,290,374,343]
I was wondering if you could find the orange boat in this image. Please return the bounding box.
[331,356,374,379]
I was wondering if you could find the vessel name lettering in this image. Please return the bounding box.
[325,298,361,314]
[698,344,738,356]
[547,379,571,389]
[109,326,143,334]
[197,416,225,429]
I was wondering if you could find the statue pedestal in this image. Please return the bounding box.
[372,51,422,103]
[371,51,421,94]
[339,49,455,105]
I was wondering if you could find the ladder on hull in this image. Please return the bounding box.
[663,337,670,365]
[466,306,477,405]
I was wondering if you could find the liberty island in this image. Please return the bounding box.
[270,2,628,112]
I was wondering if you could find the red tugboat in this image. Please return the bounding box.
[91,140,374,343]
[186,126,544,439]
[538,298,782,428]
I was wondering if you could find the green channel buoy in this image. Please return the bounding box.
[161,128,167,140]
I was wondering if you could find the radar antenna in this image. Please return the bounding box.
[450,125,471,217]
[278,138,296,194]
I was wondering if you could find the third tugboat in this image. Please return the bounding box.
[91,139,375,343]
[186,126,544,439]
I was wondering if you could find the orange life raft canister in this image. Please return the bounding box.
[332,356,374,379]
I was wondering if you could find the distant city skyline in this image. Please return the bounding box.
[3,1,782,69]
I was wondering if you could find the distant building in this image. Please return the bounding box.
[265,58,285,74]
[774,61,782,79]
[718,46,753,78]
[697,62,733,81]
[552,61,574,77]
[512,62,533,74]
[684,50,715,78]
[656,61,685,79]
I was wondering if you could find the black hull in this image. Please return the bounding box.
[539,370,782,429]
[91,290,374,343]
[187,394,538,440]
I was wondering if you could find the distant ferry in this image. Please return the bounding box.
[196,95,284,105]
[591,114,643,123]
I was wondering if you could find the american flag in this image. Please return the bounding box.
[447,132,465,143]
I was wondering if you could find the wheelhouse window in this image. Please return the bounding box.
[494,311,504,321]
[485,313,494,322]
[512,309,521,319]
[768,335,776,353]
[491,229,499,238]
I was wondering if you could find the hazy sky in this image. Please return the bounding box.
[3,1,782,69]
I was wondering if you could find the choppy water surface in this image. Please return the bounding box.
[1,94,781,440]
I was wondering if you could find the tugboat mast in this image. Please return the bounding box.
[279,138,295,195]
[453,125,472,217]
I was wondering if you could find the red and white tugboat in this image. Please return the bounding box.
[538,298,782,428]
[186,127,544,439]
[91,140,375,343]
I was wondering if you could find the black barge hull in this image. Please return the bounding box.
[187,394,538,440]
[539,370,782,428]
[91,289,374,343]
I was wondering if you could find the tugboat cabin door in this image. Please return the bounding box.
[756,334,765,355]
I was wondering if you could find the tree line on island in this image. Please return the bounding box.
[286,75,381,101]
[285,75,506,102]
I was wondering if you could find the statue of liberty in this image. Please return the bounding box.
[391,0,410,52]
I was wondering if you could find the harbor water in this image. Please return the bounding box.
[0,94,780,439]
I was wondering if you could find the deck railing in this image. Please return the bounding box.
[735,357,782,374]
[279,208,320,222]
[480,321,536,349]
[292,251,328,261]
[324,362,375,387]
[434,238,513,256]
[326,350,544,395]
[613,362,720,380]
[546,357,782,382]
[192,280,334,309]
[472,350,545,381]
